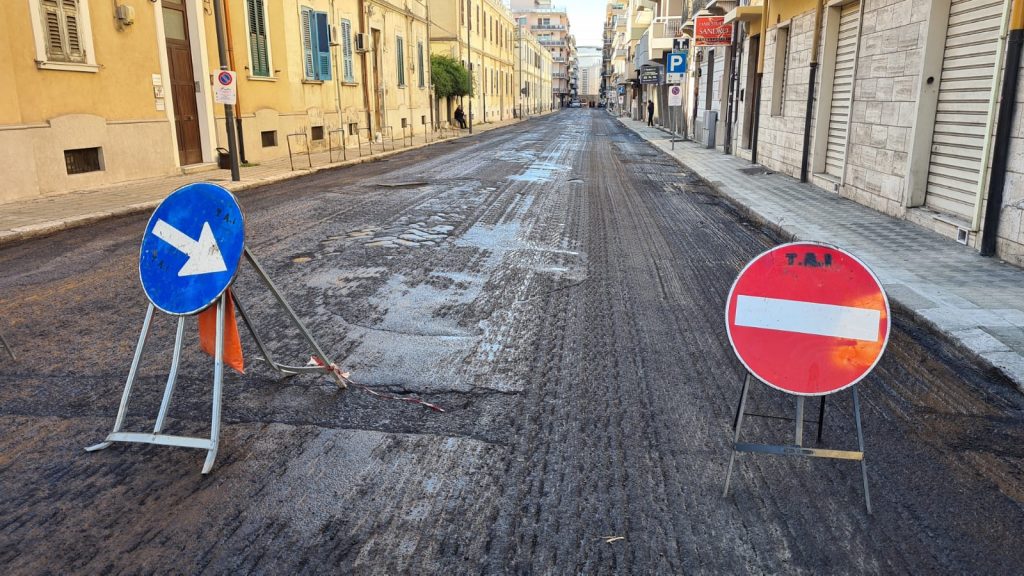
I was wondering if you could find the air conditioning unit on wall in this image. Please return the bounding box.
[355,33,369,52]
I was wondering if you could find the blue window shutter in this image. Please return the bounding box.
[301,8,315,79]
[315,12,331,81]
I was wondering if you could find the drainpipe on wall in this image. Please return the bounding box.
[751,0,770,164]
[223,0,246,164]
[981,0,1024,256]
[725,19,743,155]
[800,0,824,183]
[359,0,373,136]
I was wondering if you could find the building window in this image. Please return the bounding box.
[771,25,790,117]
[417,41,425,88]
[348,122,358,136]
[246,0,270,77]
[64,147,102,174]
[311,126,325,140]
[30,0,97,71]
[401,117,408,128]
[340,18,354,82]
[301,7,331,81]
[261,130,278,147]
[396,35,406,86]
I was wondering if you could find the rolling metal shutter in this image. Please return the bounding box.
[925,0,1003,220]
[824,2,859,178]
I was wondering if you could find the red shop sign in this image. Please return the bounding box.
[695,16,733,46]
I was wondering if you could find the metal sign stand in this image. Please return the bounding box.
[1,330,14,360]
[723,373,872,513]
[86,247,345,473]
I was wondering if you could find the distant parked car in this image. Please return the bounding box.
[569,100,582,108]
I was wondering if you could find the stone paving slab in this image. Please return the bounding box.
[0,117,530,248]
[617,115,1024,392]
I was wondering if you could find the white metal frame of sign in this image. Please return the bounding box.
[720,242,890,514]
[87,185,346,473]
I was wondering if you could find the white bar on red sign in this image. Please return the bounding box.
[734,295,881,342]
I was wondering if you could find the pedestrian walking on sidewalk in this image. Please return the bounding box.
[647,100,655,127]
[455,105,467,129]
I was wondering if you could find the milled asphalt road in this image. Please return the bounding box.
[1,110,1023,574]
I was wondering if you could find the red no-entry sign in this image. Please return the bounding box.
[725,242,890,395]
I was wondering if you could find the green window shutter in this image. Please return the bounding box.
[314,11,331,81]
[417,42,425,88]
[396,36,405,86]
[247,0,269,76]
[341,19,354,82]
[301,7,315,79]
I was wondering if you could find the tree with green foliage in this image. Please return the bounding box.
[430,54,473,99]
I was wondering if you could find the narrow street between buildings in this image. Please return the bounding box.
[1,110,1023,574]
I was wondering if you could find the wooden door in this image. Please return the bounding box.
[163,1,202,166]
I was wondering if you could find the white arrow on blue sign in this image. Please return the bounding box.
[668,51,688,74]
[139,183,245,315]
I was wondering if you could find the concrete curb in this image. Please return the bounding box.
[615,114,1024,394]
[0,116,541,249]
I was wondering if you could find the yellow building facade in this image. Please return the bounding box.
[207,0,433,163]
[429,0,517,126]
[0,0,179,203]
[515,25,554,116]
[0,0,433,203]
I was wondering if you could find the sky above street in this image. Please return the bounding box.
[563,0,604,47]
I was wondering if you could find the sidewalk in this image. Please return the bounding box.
[617,115,1024,392]
[0,116,528,247]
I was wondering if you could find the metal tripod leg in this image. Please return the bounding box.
[233,294,297,377]
[244,249,346,388]
[723,373,751,497]
[202,294,226,474]
[86,304,156,452]
[0,330,14,360]
[732,372,750,430]
[853,386,872,514]
[795,397,805,446]
[154,316,186,434]
[817,396,826,443]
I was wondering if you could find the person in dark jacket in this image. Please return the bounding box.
[454,105,467,129]
[647,99,655,126]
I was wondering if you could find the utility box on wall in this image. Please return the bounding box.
[703,110,717,149]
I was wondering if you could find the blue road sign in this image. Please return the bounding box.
[668,52,689,74]
[139,183,245,315]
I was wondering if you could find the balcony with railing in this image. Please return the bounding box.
[532,24,566,30]
[649,16,682,57]
[539,39,567,47]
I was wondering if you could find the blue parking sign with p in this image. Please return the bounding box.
[668,52,688,74]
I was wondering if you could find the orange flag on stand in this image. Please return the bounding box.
[198,288,245,374]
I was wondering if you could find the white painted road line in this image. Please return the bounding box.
[734,295,881,342]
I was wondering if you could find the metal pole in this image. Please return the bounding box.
[468,3,473,134]
[0,330,14,360]
[723,374,751,497]
[795,396,805,446]
[86,304,155,452]
[852,386,872,513]
[154,316,186,434]
[201,293,226,474]
[213,0,240,181]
